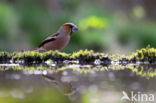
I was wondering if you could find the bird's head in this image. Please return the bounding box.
[61,23,78,35]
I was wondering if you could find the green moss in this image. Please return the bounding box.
[0,47,156,65]
[41,50,70,59]
[0,51,10,63]
[125,65,156,78]
[12,51,42,59]
[0,51,8,56]
[70,49,94,59]
[0,64,155,78]
[0,50,112,64]
[128,47,156,61]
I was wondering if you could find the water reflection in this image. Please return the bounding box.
[0,64,155,103]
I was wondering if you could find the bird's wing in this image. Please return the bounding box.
[38,32,59,47]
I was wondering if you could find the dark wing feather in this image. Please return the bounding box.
[38,32,59,47]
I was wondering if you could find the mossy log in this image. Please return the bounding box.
[0,47,156,65]
[0,48,156,78]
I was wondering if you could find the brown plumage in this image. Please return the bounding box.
[37,23,78,51]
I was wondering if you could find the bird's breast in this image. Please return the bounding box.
[43,36,70,50]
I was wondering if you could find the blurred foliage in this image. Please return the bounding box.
[0,3,17,38]
[0,88,71,103]
[0,0,156,53]
[79,16,108,30]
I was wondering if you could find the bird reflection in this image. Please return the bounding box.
[42,72,77,96]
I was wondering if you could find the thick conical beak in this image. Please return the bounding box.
[72,26,79,32]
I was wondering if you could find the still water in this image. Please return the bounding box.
[0,64,155,103]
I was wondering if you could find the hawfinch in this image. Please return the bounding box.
[37,23,78,51]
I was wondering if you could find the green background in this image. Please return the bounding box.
[0,0,156,55]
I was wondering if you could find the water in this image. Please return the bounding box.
[0,64,156,103]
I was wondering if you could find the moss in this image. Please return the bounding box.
[0,49,112,64]
[71,50,111,64]
[0,47,156,65]
[12,51,43,64]
[128,47,156,62]
[125,64,156,78]
[10,50,71,64]
[0,64,155,78]
[0,48,155,78]
[70,50,94,59]
[0,51,11,63]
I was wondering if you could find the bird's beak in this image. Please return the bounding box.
[72,26,79,32]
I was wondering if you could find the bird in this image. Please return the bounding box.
[37,23,78,51]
